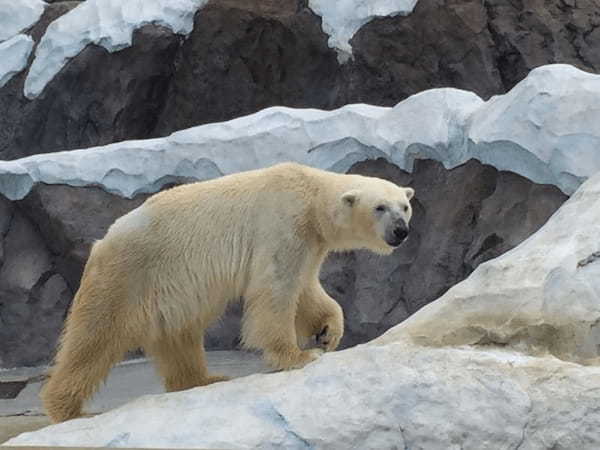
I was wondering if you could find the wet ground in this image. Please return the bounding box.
[0,351,268,445]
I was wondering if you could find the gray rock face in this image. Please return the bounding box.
[327,158,567,345]
[0,159,566,367]
[2,0,600,159]
[0,196,71,368]
[0,22,181,160]
[343,0,600,105]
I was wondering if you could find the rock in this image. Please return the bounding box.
[307,0,419,62]
[329,158,566,343]
[152,1,340,136]
[0,381,27,400]
[0,196,72,368]
[24,0,208,99]
[0,185,148,367]
[376,168,600,366]
[0,23,182,160]
[3,0,600,158]
[343,0,600,105]
[16,184,148,288]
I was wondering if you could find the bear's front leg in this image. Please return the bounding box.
[241,286,324,371]
[297,281,344,352]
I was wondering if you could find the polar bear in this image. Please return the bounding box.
[41,162,414,423]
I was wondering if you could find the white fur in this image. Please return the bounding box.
[41,163,415,423]
[107,205,151,236]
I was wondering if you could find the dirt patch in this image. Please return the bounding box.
[0,415,51,445]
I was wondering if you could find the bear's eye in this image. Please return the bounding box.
[375,205,387,213]
[403,205,409,212]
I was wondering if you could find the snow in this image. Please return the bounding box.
[0,0,45,43]
[468,64,600,194]
[309,0,419,63]
[24,0,209,99]
[5,344,600,448]
[2,64,600,200]
[0,35,35,88]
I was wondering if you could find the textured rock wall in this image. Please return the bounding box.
[327,158,567,345]
[2,0,600,159]
[0,159,567,367]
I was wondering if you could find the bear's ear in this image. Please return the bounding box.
[341,190,360,207]
[405,187,415,201]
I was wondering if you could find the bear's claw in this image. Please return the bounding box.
[316,324,341,351]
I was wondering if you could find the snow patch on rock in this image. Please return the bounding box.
[1,64,600,200]
[468,64,600,195]
[5,344,600,449]
[0,35,35,88]
[0,0,46,43]
[309,0,419,63]
[24,0,208,99]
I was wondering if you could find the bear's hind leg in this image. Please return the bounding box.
[147,328,229,392]
[41,318,126,423]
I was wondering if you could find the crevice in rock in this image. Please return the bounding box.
[270,406,312,449]
[483,1,528,92]
[472,233,504,261]
[514,403,532,450]
[577,251,600,268]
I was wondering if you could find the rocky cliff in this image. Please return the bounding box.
[1,0,600,159]
[1,0,600,369]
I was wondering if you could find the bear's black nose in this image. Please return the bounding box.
[393,226,408,241]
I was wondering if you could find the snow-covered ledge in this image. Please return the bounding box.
[6,168,600,450]
[2,64,600,200]
[0,0,45,43]
[0,35,35,88]
[24,0,209,99]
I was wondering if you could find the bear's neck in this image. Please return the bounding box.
[310,174,357,253]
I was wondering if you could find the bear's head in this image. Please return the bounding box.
[336,178,414,255]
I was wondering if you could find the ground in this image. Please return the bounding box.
[0,351,268,444]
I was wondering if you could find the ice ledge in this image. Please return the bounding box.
[0,0,46,43]
[2,64,600,200]
[0,35,35,88]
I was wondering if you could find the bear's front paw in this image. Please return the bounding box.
[316,324,342,352]
[293,348,324,369]
[268,348,324,371]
